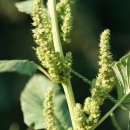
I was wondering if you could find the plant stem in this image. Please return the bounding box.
[107,95,128,110]
[48,0,76,129]
[62,81,76,128]
[48,0,63,57]
[37,65,59,83]
[92,92,130,130]
[128,105,130,130]
[71,69,92,85]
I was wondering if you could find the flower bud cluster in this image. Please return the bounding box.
[43,88,57,130]
[57,0,74,44]
[32,0,52,47]
[84,97,100,126]
[83,29,115,129]
[92,29,115,104]
[32,0,72,82]
[74,103,87,130]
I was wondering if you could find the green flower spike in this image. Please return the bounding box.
[74,103,87,130]
[43,88,57,130]
[93,29,115,103]
[32,0,53,68]
[84,29,115,129]
[32,0,52,46]
[32,0,72,83]
[57,0,74,44]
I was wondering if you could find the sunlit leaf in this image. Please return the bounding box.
[15,0,33,15]
[112,52,130,104]
[0,60,38,76]
[21,74,71,129]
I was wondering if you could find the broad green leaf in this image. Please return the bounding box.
[21,74,71,130]
[0,60,38,76]
[15,0,33,15]
[112,52,130,104]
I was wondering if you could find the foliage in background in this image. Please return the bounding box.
[1,2,129,129]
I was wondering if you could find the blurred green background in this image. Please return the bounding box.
[0,0,130,130]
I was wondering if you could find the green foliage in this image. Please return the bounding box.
[112,52,130,105]
[110,113,122,130]
[21,74,71,130]
[1,0,130,130]
[15,0,33,15]
[0,60,38,76]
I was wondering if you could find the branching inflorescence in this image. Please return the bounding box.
[32,0,115,130]
[32,0,73,83]
[32,0,75,129]
[1,0,129,130]
[74,29,115,130]
[83,29,115,129]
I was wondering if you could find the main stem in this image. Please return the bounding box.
[48,0,76,129]
[48,0,64,57]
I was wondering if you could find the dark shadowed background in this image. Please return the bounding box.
[0,0,130,130]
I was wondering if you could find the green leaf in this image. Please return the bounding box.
[15,0,33,15]
[0,60,38,76]
[112,52,130,104]
[21,74,71,130]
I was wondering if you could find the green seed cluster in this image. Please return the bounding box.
[74,103,87,130]
[73,101,99,130]
[32,0,52,47]
[92,29,115,104]
[57,0,74,44]
[84,97,100,126]
[43,88,57,130]
[83,29,115,129]
[32,0,72,82]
